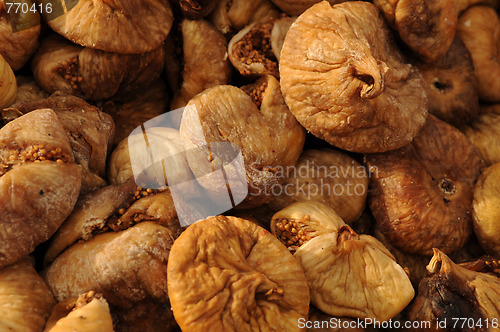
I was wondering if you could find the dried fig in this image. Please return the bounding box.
[374,0,457,62]
[266,148,368,224]
[460,256,500,277]
[0,258,56,332]
[0,0,40,70]
[167,215,310,331]
[455,0,499,13]
[180,82,305,208]
[13,76,48,103]
[38,0,173,54]
[366,115,484,256]
[0,53,16,108]
[0,109,81,269]
[294,225,414,320]
[32,34,165,101]
[270,0,346,16]
[414,37,479,126]
[171,18,230,109]
[457,5,500,102]
[280,1,428,153]
[178,0,218,19]
[271,16,295,62]
[472,162,500,257]
[408,249,500,330]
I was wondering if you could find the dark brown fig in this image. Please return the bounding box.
[179,0,219,19]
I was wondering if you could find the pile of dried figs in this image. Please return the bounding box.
[0,0,499,331]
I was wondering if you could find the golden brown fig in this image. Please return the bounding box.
[457,6,500,102]
[294,225,414,320]
[266,148,368,224]
[374,0,457,62]
[0,109,81,269]
[180,82,305,208]
[0,0,40,70]
[280,1,428,153]
[415,37,479,126]
[171,19,230,109]
[38,0,173,54]
[472,162,500,257]
[366,115,484,256]
[454,0,499,13]
[32,35,165,101]
[0,53,16,108]
[167,215,310,331]
[0,258,56,332]
[271,16,295,62]
[408,249,500,330]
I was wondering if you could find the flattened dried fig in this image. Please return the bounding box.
[415,37,479,126]
[366,115,484,256]
[408,249,500,330]
[171,19,230,109]
[457,6,500,102]
[374,0,457,62]
[32,35,165,101]
[295,225,414,320]
[167,215,310,331]
[180,83,305,208]
[472,162,500,257]
[280,1,428,153]
[38,0,173,54]
[0,258,55,332]
[0,109,81,269]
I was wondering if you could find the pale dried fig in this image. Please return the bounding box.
[38,0,173,54]
[408,249,500,330]
[167,215,310,331]
[171,18,230,109]
[32,35,165,101]
[457,5,500,102]
[294,225,414,321]
[271,16,295,62]
[0,258,55,332]
[280,1,428,153]
[0,109,81,269]
[414,37,479,126]
[366,115,484,256]
[472,162,500,257]
[180,82,305,208]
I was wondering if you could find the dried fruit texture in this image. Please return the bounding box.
[171,19,231,109]
[366,115,484,256]
[14,76,48,103]
[44,292,113,332]
[271,16,295,62]
[472,162,500,257]
[267,149,368,224]
[32,35,165,101]
[455,0,499,13]
[44,222,176,309]
[38,0,173,54]
[111,300,179,332]
[374,0,457,62]
[414,37,479,127]
[270,0,346,16]
[408,249,500,330]
[0,258,56,332]
[180,83,305,208]
[280,1,428,153]
[0,109,81,269]
[295,225,414,320]
[179,0,218,19]
[9,93,114,195]
[307,308,366,332]
[0,53,16,109]
[461,104,500,166]
[167,215,310,332]
[271,201,345,253]
[0,0,40,70]
[460,256,500,277]
[229,20,279,78]
[457,6,500,102]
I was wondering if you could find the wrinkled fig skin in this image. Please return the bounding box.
[366,115,484,256]
[374,0,457,63]
[167,216,310,332]
[457,6,500,102]
[408,249,500,331]
[13,76,49,104]
[0,258,56,332]
[38,0,173,54]
[32,34,165,101]
[415,37,479,127]
[0,109,82,269]
[44,222,176,309]
[179,0,218,19]
[280,1,428,153]
[270,0,347,16]
[171,19,231,110]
